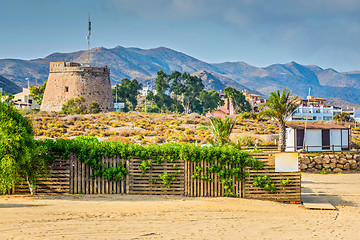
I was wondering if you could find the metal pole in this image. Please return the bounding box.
[303,86,311,149]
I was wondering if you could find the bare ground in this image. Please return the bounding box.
[1,174,360,240]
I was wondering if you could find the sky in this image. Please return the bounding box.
[0,0,359,72]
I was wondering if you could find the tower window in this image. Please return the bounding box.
[65,86,69,92]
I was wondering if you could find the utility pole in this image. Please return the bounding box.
[303,86,311,150]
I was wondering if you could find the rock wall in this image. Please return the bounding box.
[299,152,360,173]
[41,62,114,112]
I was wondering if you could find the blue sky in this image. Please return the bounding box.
[1,0,359,71]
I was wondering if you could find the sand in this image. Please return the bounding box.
[1,174,360,240]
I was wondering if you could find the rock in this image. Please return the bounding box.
[314,156,323,165]
[343,163,350,170]
[329,162,336,169]
[346,154,353,160]
[315,164,322,170]
[300,163,308,170]
[355,155,360,161]
[302,157,310,164]
[335,155,340,160]
[330,158,337,163]
[333,168,342,173]
[338,158,347,165]
[348,159,356,165]
[337,164,344,169]
[308,162,315,168]
[328,155,335,159]
[322,155,330,164]
[350,163,357,169]
[322,163,331,169]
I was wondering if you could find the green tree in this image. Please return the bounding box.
[0,98,48,194]
[199,90,223,114]
[61,97,88,114]
[150,71,175,112]
[333,112,353,122]
[180,73,204,114]
[88,101,101,114]
[197,116,238,146]
[113,78,143,112]
[29,81,47,105]
[224,87,251,113]
[259,88,300,152]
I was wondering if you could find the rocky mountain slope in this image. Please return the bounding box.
[0,75,21,94]
[0,46,359,105]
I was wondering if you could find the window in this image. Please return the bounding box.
[65,86,69,92]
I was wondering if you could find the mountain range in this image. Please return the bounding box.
[1,46,360,106]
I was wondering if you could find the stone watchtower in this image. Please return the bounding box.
[40,62,114,112]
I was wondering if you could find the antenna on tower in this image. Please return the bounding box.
[86,13,91,64]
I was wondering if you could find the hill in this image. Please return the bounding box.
[1,46,360,105]
[0,75,21,94]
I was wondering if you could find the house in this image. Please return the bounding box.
[13,88,40,110]
[242,91,265,112]
[208,94,235,118]
[285,123,350,152]
[291,96,342,121]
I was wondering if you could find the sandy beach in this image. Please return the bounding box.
[1,174,360,240]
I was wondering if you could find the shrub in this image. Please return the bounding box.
[61,97,87,114]
[88,101,101,114]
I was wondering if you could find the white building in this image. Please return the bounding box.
[285,124,350,152]
[13,88,40,110]
[291,105,342,121]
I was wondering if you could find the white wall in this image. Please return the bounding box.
[304,129,322,151]
[285,128,295,151]
[342,129,349,149]
[330,129,342,151]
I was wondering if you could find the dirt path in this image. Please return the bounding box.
[1,174,359,240]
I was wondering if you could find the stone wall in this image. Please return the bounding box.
[41,62,114,112]
[299,152,360,173]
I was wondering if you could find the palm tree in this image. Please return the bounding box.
[259,88,300,152]
[197,116,238,146]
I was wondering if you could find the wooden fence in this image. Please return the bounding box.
[9,152,301,202]
[12,159,70,194]
[244,153,301,202]
[185,159,243,197]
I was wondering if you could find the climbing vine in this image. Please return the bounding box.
[40,136,267,196]
[252,175,277,192]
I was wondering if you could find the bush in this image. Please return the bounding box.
[0,99,49,194]
[146,104,160,113]
[61,97,87,114]
[88,101,101,114]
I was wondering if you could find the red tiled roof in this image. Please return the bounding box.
[286,123,349,130]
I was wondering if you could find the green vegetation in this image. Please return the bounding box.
[197,116,238,146]
[0,98,48,194]
[147,71,224,114]
[281,178,292,186]
[42,136,264,196]
[259,88,300,152]
[333,112,353,122]
[253,175,277,192]
[88,101,101,114]
[224,86,251,113]
[61,97,102,114]
[113,78,143,112]
[29,81,47,105]
[61,97,87,114]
